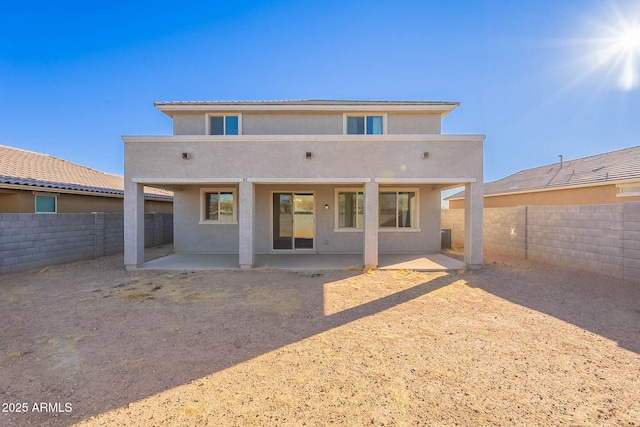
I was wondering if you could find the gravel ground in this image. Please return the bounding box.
[0,246,639,426]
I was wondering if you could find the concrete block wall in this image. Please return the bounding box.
[623,202,640,280]
[442,207,525,256]
[440,209,464,248]
[104,213,125,255]
[0,213,173,274]
[527,205,624,278]
[143,213,173,247]
[441,202,640,283]
[144,215,155,248]
[0,213,96,273]
[162,213,173,244]
[483,207,525,257]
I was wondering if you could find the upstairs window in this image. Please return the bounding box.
[346,115,384,134]
[209,115,240,135]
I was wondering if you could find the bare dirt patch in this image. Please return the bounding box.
[0,246,639,426]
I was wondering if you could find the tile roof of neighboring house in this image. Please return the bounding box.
[0,145,172,199]
[447,145,640,200]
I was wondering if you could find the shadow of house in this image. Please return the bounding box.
[464,262,640,354]
[0,266,457,426]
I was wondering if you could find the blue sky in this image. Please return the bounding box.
[1,0,639,186]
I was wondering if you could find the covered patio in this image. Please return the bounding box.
[139,252,465,272]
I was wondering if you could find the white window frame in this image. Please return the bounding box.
[269,190,317,252]
[343,113,387,135]
[205,114,242,135]
[616,182,640,197]
[200,188,237,224]
[34,193,58,214]
[334,188,365,232]
[378,187,420,232]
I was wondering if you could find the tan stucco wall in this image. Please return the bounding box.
[243,113,343,135]
[0,189,172,214]
[171,111,445,136]
[143,200,174,214]
[57,193,126,213]
[448,184,640,209]
[125,139,483,181]
[0,192,19,213]
[173,113,205,135]
[387,113,441,134]
[171,183,442,254]
[379,184,442,253]
[173,186,240,253]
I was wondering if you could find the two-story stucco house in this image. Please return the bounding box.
[123,100,484,270]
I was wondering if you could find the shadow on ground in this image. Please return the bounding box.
[0,249,457,427]
[464,255,640,355]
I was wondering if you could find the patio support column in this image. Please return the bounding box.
[364,181,379,269]
[239,181,255,269]
[124,181,144,270]
[464,181,483,269]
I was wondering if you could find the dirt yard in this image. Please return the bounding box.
[1,247,639,426]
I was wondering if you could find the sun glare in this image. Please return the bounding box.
[619,29,640,50]
[613,23,640,89]
[578,4,640,91]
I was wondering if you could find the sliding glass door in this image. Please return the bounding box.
[272,193,314,250]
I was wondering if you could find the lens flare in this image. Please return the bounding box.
[593,12,640,90]
[613,20,640,89]
[617,27,640,52]
[571,3,640,91]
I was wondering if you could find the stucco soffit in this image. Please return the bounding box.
[132,178,244,184]
[375,178,477,184]
[247,178,372,183]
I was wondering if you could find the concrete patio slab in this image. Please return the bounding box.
[141,253,239,270]
[255,254,362,271]
[378,253,466,271]
[140,252,466,272]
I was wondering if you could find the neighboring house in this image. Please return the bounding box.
[447,145,640,209]
[123,100,484,270]
[0,144,172,213]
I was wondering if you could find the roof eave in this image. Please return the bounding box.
[0,182,173,200]
[154,101,460,117]
[447,177,640,200]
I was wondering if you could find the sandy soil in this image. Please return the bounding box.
[1,246,639,426]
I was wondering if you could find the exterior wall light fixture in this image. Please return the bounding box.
[305,151,312,160]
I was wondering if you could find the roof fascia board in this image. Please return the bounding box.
[155,103,459,117]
